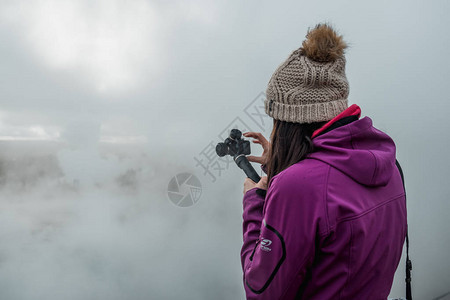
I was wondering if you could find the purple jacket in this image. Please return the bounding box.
[241,116,407,299]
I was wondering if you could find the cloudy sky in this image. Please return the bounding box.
[0,0,449,299]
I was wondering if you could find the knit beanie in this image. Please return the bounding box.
[265,23,349,124]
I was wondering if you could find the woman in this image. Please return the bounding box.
[241,24,407,299]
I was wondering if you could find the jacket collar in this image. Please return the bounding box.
[312,104,361,139]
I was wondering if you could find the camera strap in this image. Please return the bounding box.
[395,159,412,300]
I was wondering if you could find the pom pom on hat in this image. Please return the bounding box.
[300,23,347,63]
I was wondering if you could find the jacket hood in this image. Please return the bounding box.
[306,116,396,187]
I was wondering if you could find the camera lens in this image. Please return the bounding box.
[215,143,228,157]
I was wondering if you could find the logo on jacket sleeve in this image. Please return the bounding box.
[260,238,272,252]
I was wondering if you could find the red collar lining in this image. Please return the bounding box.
[312,104,361,139]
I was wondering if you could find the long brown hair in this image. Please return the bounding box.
[266,118,327,186]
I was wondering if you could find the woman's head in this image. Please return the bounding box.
[264,23,349,185]
[266,119,326,185]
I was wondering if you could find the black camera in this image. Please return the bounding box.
[216,129,251,158]
[216,129,261,183]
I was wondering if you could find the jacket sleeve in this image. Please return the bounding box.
[241,171,323,299]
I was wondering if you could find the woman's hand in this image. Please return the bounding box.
[243,176,268,194]
[243,132,270,165]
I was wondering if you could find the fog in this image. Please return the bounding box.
[0,0,449,299]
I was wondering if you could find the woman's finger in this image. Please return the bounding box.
[243,132,264,140]
[255,176,268,190]
[244,132,269,147]
[243,177,257,194]
[246,155,264,164]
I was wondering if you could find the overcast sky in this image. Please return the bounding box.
[0,0,449,299]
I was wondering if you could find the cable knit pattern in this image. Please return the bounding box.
[265,49,349,123]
